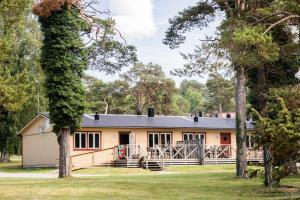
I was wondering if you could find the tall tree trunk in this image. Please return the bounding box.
[264,144,273,187]
[104,97,109,114]
[0,148,10,163]
[58,128,71,178]
[235,66,248,178]
[257,68,274,187]
[219,103,223,116]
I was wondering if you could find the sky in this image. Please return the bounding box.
[87,0,219,85]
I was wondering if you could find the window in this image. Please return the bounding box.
[148,133,159,148]
[183,133,205,144]
[74,132,87,149]
[74,132,100,150]
[148,132,172,147]
[183,133,193,141]
[88,133,100,149]
[160,133,171,147]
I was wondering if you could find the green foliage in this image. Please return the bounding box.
[252,94,300,184]
[39,6,87,133]
[205,73,235,114]
[84,75,132,114]
[171,94,191,115]
[163,1,216,49]
[0,0,43,160]
[228,26,280,67]
[121,62,177,115]
[87,18,137,74]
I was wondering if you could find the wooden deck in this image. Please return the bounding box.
[71,142,263,169]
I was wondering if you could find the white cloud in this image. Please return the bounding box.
[110,0,157,39]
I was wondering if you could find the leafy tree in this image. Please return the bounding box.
[0,0,39,162]
[171,94,191,115]
[180,80,205,95]
[163,0,298,180]
[33,0,136,178]
[252,95,300,186]
[84,75,132,114]
[121,62,177,115]
[206,73,235,115]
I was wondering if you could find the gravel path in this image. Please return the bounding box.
[0,172,106,179]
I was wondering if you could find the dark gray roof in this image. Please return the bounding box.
[39,112,254,130]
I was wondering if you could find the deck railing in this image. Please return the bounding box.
[114,144,263,161]
[204,145,232,159]
[71,147,115,169]
[114,144,147,160]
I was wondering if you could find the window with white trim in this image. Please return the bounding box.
[148,132,172,147]
[183,133,205,144]
[74,132,87,149]
[88,132,100,149]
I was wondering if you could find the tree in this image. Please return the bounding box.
[171,94,191,115]
[163,1,251,178]
[252,94,300,186]
[206,73,235,115]
[33,0,136,178]
[121,62,177,115]
[163,0,290,179]
[0,0,39,162]
[84,75,132,114]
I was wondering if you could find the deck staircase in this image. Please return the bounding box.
[142,161,163,171]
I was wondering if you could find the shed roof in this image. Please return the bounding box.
[39,112,254,130]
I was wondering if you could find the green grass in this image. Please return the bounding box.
[0,162,299,200]
[0,156,55,173]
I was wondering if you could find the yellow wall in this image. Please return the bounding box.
[72,127,241,155]
[21,116,254,167]
[21,116,59,167]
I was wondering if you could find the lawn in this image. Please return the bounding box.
[0,162,299,200]
[0,156,55,173]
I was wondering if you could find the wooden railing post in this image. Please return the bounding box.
[146,156,148,170]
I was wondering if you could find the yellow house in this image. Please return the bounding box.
[19,109,262,169]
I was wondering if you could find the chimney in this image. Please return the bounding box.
[148,108,155,117]
[95,112,99,120]
[226,113,231,119]
[194,115,199,122]
[199,111,203,117]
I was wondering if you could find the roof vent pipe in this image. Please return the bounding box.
[95,112,100,120]
[137,111,142,115]
[226,113,231,118]
[148,108,155,117]
[194,116,199,122]
[199,111,203,117]
[214,113,218,118]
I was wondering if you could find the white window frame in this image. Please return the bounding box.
[88,132,101,149]
[183,133,194,141]
[148,132,172,147]
[74,132,87,149]
[183,132,206,144]
[160,133,172,147]
[148,132,159,148]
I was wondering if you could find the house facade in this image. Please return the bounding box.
[19,110,260,169]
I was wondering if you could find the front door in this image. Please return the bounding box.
[220,133,231,145]
[119,132,130,145]
[220,133,231,158]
